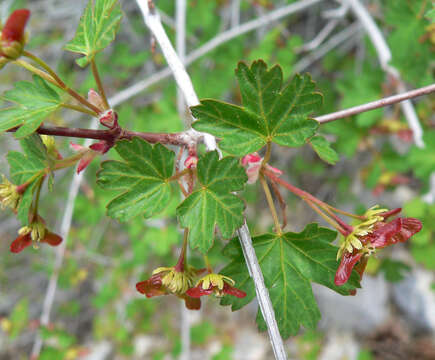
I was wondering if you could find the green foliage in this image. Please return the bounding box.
[65,0,123,67]
[177,151,247,252]
[220,224,360,338]
[309,135,339,165]
[0,75,61,138]
[97,137,175,222]
[192,60,322,156]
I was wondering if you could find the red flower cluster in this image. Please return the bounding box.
[136,269,246,310]
[335,208,422,286]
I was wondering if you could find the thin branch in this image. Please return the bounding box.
[136,1,287,358]
[294,22,361,73]
[297,18,341,53]
[315,83,435,124]
[345,0,425,148]
[7,125,197,146]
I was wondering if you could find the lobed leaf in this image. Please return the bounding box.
[192,60,322,156]
[176,151,247,253]
[309,136,339,165]
[0,75,62,138]
[7,134,49,223]
[97,137,175,222]
[220,224,360,338]
[65,0,123,67]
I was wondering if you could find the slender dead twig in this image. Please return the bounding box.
[315,83,435,124]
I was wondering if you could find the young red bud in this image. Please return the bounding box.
[1,9,30,43]
[99,110,118,129]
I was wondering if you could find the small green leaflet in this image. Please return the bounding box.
[65,0,123,67]
[97,137,175,222]
[176,151,247,253]
[7,134,49,223]
[192,60,322,156]
[0,75,62,138]
[309,136,339,165]
[220,224,360,338]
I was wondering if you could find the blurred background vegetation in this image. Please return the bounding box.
[0,0,434,359]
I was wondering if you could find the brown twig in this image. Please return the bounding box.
[7,125,195,146]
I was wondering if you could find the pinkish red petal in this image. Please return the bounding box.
[181,295,201,310]
[99,110,118,129]
[70,142,86,152]
[136,274,165,298]
[390,218,422,244]
[1,9,30,43]
[368,218,402,248]
[334,250,363,286]
[186,285,213,298]
[223,282,247,298]
[379,208,402,220]
[76,153,96,174]
[89,141,110,154]
[265,164,283,176]
[242,153,261,166]
[42,232,62,247]
[10,233,32,253]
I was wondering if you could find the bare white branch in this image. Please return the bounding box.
[345,0,425,148]
[297,19,341,53]
[294,22,360,72]
[316,83,435,123]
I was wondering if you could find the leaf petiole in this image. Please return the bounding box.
[259,173,282,235]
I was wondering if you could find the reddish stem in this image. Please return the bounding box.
[264,169,354,234]
[7,124,192,146]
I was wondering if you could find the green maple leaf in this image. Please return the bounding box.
[176,151,247,253]
[7,134,49,223]
[0,75,62,138]
[192,60,322,156]
[97,137,175,222]
[64,0,123,67]
[220,224,360,338]
[309,136,339,165]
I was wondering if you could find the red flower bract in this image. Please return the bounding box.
[1,9,30,43]
[186,281,246,299]
[334,215,422,286]
[10,231,62,253]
